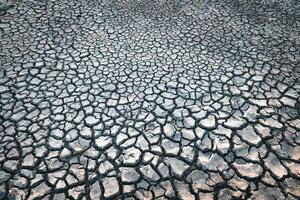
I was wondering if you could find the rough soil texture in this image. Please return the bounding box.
[0,0,299,199]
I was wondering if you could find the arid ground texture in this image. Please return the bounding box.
[0,0,299,199]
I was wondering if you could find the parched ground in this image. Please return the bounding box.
[0,0,299,199]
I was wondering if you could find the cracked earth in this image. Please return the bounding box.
[0,0,300,199]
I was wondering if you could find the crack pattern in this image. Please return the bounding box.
[0,0,300,199]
